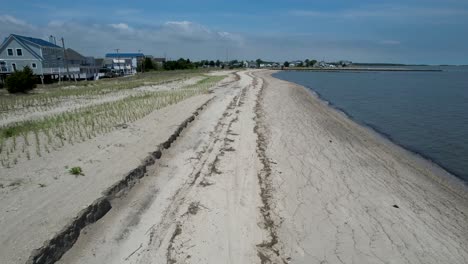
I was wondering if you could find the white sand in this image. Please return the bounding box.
[258,70,468,263]
[0,87,216,264]
[1,69,467,264]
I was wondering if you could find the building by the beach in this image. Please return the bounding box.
[0,34,101,81]
[104,53,145,75]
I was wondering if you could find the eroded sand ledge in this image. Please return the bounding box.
[259,70,468,263]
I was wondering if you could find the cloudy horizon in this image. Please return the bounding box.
[2,0,468,64]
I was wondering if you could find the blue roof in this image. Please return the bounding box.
[105,53,145,58]
[12,34,61,48]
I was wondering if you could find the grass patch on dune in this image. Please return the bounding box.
[0,75,225,168]
[0,70,209,113]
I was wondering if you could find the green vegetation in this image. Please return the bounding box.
[5,66,36,94]
[138,58,158,72]
[0,73,225,168]
[163,58,197,70]
[69,166,84,176]
[0,70,204,113]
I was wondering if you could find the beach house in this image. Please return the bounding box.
[0,34,65,77]
[104,53,145,75]
[0,34,103,81]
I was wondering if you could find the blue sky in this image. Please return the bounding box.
[1,0,468,64]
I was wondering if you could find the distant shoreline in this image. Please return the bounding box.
[281,67,443,72]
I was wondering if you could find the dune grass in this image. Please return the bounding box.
[0,70,207,113]
[0,74,225,168]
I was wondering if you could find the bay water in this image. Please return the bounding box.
[274,67,468,182]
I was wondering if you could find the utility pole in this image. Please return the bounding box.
[138,49,143,73]
[115,48,120,75]
[61,37,70,81]
[226,48,229,64]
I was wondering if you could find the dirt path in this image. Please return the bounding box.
[58,70,273,264]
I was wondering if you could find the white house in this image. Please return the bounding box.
[104,53,145,75]
[0,34,100,81]
[0,34,66,77]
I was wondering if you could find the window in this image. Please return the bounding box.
[16,49,23,56]
[32,63,37,69]
[12,63,17,71]
[7,49,13,56]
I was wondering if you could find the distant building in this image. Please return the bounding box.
[246,61,257,68]
[104,53,145,75]
[338,60,352,67]
[64,48,100,80]
[0,34,65,77]
[293,60,304,67]
[0,34,101,81]
[316,61,328,68]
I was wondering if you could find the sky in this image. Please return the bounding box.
[1,0,468,64]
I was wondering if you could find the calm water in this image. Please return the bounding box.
[274,67,468,182]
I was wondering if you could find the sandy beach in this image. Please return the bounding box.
[1,69,467,264]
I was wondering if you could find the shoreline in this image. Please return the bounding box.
[281,68,443,72]
[272,72,468,196]
[261,70,468,263]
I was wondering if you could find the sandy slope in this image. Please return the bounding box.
[1,69,467,264]
[0,74,235,264]
[58,70,265,264]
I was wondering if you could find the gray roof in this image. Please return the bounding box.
[105,53,144,58]
[12,34,61,48]
[65,48,86,61]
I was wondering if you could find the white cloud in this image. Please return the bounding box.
[0,15,244,60]
[289,6,468,19]
[165,21,192,27]
[109,23,131,31]
[163,21,211,37]
[0,15,29,26]
[48,20,65,27]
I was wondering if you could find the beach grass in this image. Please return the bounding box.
[0,73,225,168]
[0,70,207,113]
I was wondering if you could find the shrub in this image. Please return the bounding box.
[69,166,84,176]
[5,66,36,93]
[163,58,196,70]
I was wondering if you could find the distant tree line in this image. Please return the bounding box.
[137,57,234,72]
[163,58,197,70]
[282,59,318,67]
